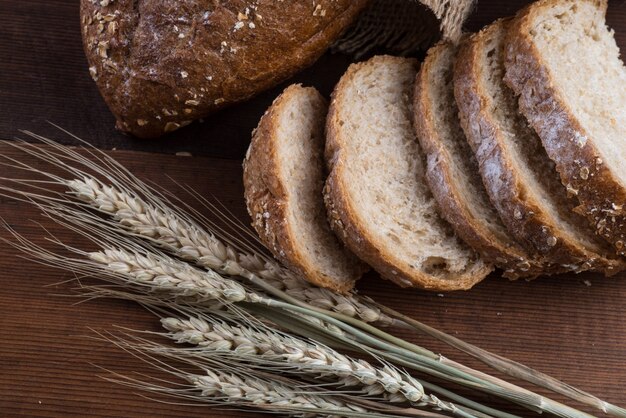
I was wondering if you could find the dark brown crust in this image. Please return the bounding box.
[455,17,624,276]
[324,55,492,291]
[242,84,366,293]
[504,0,626,257]
[414,41,544,280]
[80,0,368,138]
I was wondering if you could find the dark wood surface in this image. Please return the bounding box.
[1,0,626,417]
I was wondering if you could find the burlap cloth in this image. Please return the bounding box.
[334,0,475,58]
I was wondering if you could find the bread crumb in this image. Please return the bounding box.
[583,280,592,287]
[175,151,193,157]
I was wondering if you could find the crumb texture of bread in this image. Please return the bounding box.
[325,55,492,291]
[414,41,545,280]
[504,0,626,255]
[80,0,368,138]
[243,85,367,293]
[455,18,624,276]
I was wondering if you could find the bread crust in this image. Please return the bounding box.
[504,0,626,257]
[455,18,624,276]
[414,41,544,280]
[325,55,492,291]
[80,0,368,138]
[243,84,366,293]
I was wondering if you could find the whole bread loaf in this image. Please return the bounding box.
[80,0,367,138]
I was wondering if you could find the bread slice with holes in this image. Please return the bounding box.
[504,0,626,256]
[413,40,546,280]
[243,84,368,293]
[325,55,493,291]
[454,18,624,275]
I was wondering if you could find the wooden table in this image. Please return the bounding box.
[1,1,625,417]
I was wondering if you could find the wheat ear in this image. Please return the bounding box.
[188,370,370,414]
[160,315,476,418]
[102,329,454,418]
[88,248,262,304]
[65,176,390,324]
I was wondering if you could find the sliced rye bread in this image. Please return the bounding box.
[243,84,368,293]
[454,18,625,276]
[324,55,493,291]
[413,40,546,280]
[504,0,626,256]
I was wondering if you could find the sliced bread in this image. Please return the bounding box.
[243,84,368,293]
[504,0,626,256]
[413,41,546,280]
[324,55,493,291]
[454,18,624,275]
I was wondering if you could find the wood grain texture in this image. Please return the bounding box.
[0,142,625,417]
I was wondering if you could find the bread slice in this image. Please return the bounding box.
[454,18,624,276]
[413,41,546,280]
[504,0,626,256]
[243,84,368,293]
[325,55,493,291]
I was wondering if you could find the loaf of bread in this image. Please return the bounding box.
[243,84,368,293]
[80,0,367,138]
[324,55,493,291]
[413,40,546,279]
[504,0,626,256]
[454,18,624,276]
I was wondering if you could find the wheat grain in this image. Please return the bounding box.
[66,176,391,325]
